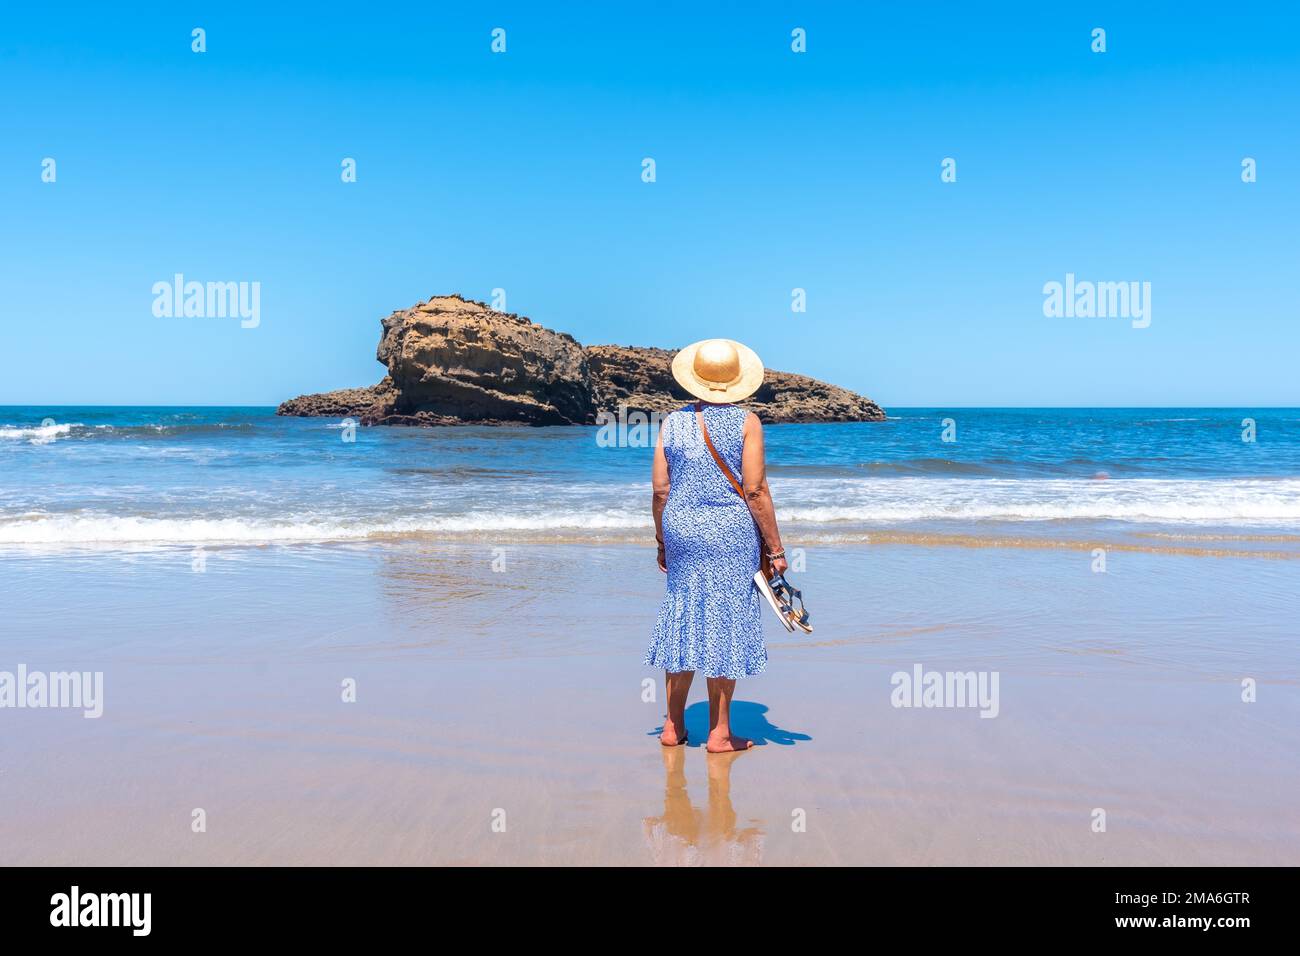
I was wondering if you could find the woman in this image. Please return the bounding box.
[644,338,788,754]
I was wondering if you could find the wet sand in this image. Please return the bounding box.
[1,539,1297,865]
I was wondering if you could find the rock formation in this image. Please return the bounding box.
[278,294,885,425]
[277,378,397,420]
[585,345,885,423]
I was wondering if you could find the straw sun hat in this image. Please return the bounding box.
[670,338,765,404]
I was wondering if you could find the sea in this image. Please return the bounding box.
[2,406,1299,549]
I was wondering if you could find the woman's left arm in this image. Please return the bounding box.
[741,412,788,575]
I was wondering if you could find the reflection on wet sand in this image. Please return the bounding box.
[843,531,1300,559]
[367,543,590,657]
[642,700,809,865]
[643,746,764,866]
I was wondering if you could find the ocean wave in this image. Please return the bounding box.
[778,501,1300,523]
[5,480,1300,546]
[0,423,79,444]
[766,477,1300,524]
[0,510,652,545]
[91,423,257,437]
[857,458,1002,476]
[1,422,260,444]
[0,515,388,544]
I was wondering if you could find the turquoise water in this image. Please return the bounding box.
[2,406,1299,546]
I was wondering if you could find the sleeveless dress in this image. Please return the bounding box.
[644,403,767,678]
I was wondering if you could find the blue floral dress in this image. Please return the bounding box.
[644,403,767,678]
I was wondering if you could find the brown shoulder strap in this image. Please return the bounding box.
[695,401,745,499]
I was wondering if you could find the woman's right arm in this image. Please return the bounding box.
[652,426,670,572]
[740,412,788,575]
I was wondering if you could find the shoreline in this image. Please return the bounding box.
[2,540,1297,865]
[3,526,1300,557]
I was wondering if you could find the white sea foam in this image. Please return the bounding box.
[770,477,1300,524]
[0,510,652,545]
[0,423,77,444]
[2,478,1299,545]
[0,515,380,544]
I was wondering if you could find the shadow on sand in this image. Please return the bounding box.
[649,700,811,748]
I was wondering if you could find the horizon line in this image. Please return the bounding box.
[2,404,1298,411]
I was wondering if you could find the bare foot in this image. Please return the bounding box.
[660,717,688,747]
[705,734,753,753]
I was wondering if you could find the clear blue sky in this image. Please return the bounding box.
[2,2,1297,407]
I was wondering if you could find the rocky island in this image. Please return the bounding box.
[278,295,885,426]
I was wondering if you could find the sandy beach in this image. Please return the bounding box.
[5,0,1299,892]
[3,538,1297,866]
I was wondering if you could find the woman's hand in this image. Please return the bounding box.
[657,542,668,573]
[770,554,788,576]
